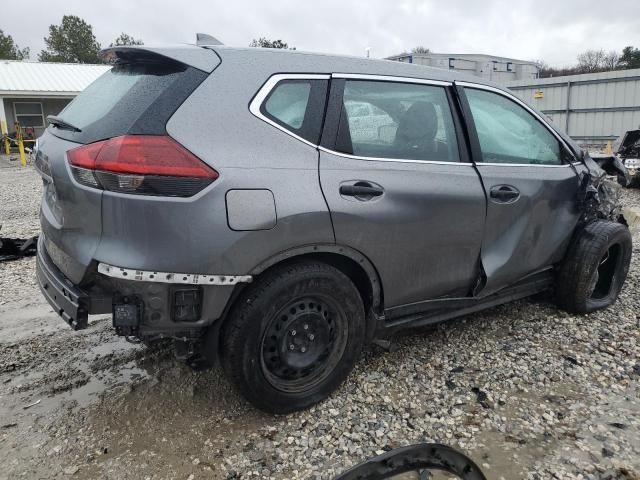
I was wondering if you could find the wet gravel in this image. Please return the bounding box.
[1,155,639,479]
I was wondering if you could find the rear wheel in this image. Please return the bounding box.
[221,261,365,413]
[556,221,632,314]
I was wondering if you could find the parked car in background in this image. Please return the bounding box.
[35,43,631,413]
[615,128,640,184]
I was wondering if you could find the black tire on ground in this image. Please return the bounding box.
[221,261,366,413]
[556,220,632,314]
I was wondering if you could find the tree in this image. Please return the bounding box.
[39,15,101,63]
[110,33,143,47]
[0,30,29,60]
[618,46,640,69]
[411,46,430,54]
[249,37,295,50]
[576,49,607,73]
[603,50,620,70]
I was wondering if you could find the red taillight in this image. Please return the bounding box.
[67,135,218,197]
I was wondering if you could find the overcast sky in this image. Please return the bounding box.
[3,0,639,66]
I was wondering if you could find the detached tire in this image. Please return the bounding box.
[221,261,365,414]
[556,221,632,314]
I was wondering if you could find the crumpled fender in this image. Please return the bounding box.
[577,152,625,225]
[589,152,631,187]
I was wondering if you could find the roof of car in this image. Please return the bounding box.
[208,45,504,89]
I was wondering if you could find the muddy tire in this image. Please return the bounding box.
[556,221,632,314]
[221,261,365,414]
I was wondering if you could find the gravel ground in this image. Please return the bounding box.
[1,155,639,479]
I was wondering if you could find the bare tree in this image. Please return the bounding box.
[576,49,607,73]
[411,46,430,54]
[603,50,620,70]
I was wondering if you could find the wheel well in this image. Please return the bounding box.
[257,252,381,315]
[206,251,383,366]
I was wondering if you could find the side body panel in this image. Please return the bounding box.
[319,152,486,307]
[475,163,583,295]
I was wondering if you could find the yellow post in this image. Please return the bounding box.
[15,121,27,167]
[0,120,9,155]
[605,141,613,155]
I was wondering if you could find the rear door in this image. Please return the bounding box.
[457,83,584,295]
[319,75,487,311]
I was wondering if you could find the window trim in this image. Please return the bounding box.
[456,81,577,167]
[13,101,45,128]
[249,74,330,148]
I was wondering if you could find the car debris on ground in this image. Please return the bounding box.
[0,227,38,263]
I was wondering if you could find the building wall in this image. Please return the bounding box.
[507,68,640,148]
[1,97,72,138]
[389,54,539,82]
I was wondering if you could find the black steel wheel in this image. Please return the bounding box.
[261,295,348,393]
[556,220,632,313]
[221,261,366,413]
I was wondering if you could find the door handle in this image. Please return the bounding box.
[339,182,384,199]
[489,185,520,203]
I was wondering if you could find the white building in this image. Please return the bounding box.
[386,52,539,82]
[0,60,110,139]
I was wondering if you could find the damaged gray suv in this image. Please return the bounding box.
[35,43,632,413]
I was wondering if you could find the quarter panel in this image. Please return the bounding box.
[96,166,333,275]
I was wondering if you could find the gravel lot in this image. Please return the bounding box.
[1,154,639,479]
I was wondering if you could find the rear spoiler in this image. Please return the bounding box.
[99,45,220,73]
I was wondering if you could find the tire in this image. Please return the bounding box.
[221,261,366,413]
[556,221,632,314]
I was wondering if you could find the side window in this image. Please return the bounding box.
[465,88,563,165]
[336,80,460,162]
[260,79,328,144]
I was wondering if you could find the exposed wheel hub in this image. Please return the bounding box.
[279,312,330,369]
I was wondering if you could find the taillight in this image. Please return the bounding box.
[67,135,218,197]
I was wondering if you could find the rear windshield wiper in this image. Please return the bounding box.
[47,115,82,133]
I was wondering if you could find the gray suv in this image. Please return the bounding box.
[35,43,632,413]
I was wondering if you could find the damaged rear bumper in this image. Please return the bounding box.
[36,236,92,330]
[36,236,245,340]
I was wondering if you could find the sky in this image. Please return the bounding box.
[3,0,639,67]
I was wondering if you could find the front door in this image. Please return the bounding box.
[459,84,584,295]
[319,76,486,310]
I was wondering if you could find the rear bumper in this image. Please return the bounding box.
[36,235,239,337]
[36,236,90,330]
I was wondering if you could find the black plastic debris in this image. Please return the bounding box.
[333,443,487,480]
[0,227,38,262]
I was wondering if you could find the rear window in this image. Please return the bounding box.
[49,62,207,144]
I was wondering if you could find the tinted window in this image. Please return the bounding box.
[260,79,328,144]
[49,62,207,144]
[336,80,459,162]
[465,88,563,165]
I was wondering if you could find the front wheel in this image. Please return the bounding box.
[221,261,366,413]
[556,221,632,314]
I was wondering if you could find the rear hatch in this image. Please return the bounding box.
[37,47,217,284]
